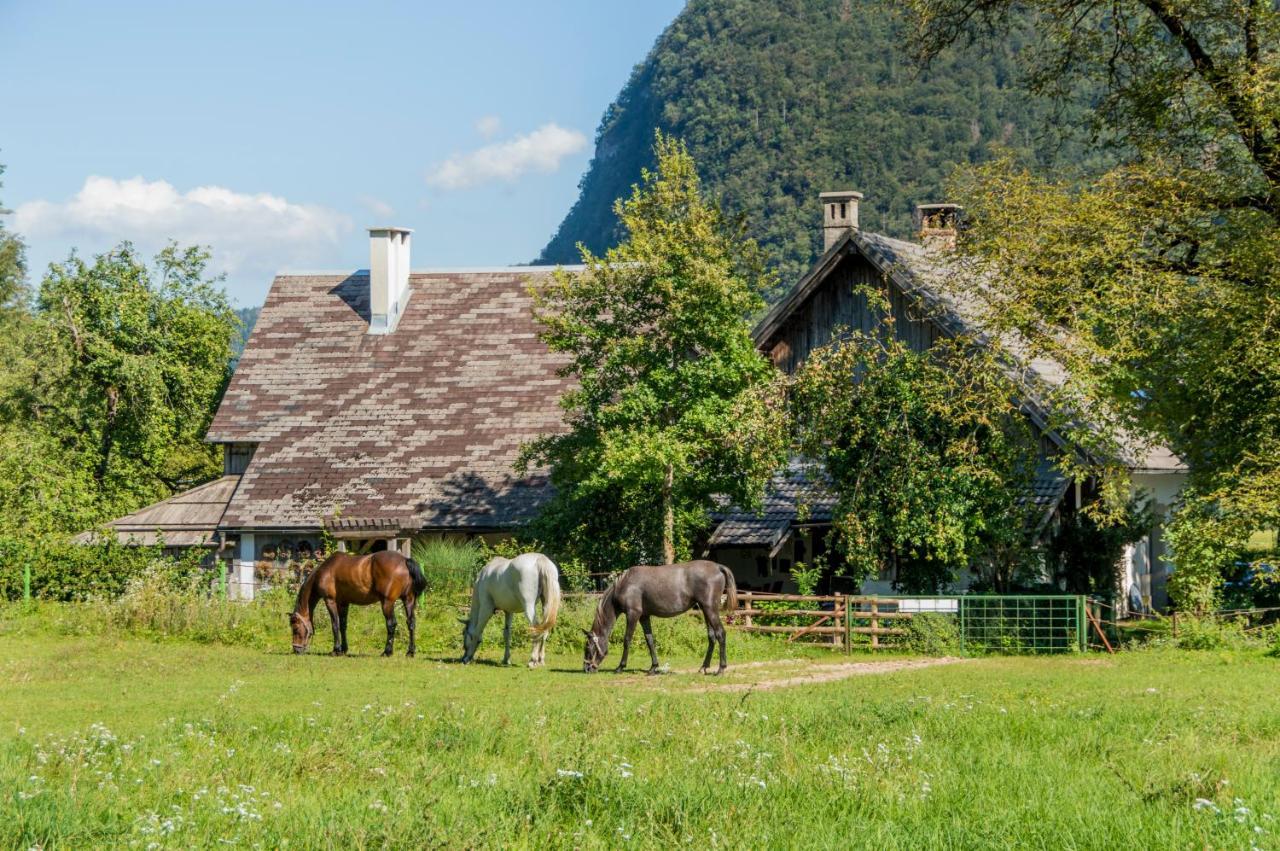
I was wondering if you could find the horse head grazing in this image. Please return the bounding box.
[459,617,480,664]
[582,627,608,673]
[289,611,314,654]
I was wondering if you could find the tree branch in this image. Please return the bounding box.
[1140,0,1280,192]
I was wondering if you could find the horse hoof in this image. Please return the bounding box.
[699,667,709,675]
[646,668,661,677]
[714,666,726,676]
[406,651,415,658]
[613,666,626,674]
[331,650,344,657]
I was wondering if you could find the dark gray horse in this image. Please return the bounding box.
[583,560,738,675]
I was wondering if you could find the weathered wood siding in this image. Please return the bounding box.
[764,252,941,373]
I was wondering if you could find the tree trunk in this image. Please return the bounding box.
[95,385,119,486]
[661,463,675,565]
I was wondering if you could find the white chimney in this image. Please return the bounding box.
[820,190,863,251]
[368,227,413,334]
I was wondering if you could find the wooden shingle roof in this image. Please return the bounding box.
[208,268,576,532]
[75,475,240,547]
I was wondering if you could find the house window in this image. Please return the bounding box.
[840,202,847,219]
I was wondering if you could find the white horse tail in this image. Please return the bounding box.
[531,554,561,636]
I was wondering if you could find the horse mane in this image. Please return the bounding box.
[590,584,617,633]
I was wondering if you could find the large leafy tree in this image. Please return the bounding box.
[791,305,1040,593]
[12,243,239,527]
[903,0,1280,611]
[523,133,787,569]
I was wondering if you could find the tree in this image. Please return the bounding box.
[0,162,26,312]
[903,0,1280,611]
[790,302,1040,593]
[29,242,238,519]
[523,133,788,569]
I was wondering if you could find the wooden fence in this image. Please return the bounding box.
[731,592,914,651]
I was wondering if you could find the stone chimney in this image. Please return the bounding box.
[914,203,962,250]
[368,227,412,334]
[820,190,863,251]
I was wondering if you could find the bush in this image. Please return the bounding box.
[901,612,962,656]
[1174,616,1252,651]
[0,535,197,602]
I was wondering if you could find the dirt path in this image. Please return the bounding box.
[611,656,966,692]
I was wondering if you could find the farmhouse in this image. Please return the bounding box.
[88,195,1185,614]
[705,193,1186,614]
[88,228,577,596]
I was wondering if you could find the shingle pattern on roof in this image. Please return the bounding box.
[707,461,836,548]
[207,270,572,530]
[707,457,1072,548]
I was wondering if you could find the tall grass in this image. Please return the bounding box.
[411,536,483,596]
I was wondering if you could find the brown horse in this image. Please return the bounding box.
[290,551,427,656]
[583,560,738,675]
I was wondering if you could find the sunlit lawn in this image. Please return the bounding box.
[2,621,1277,849]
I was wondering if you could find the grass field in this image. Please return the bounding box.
[2,604,1278,849]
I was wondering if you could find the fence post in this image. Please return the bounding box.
[844,594,851,654]
[832,594,843,648]
[23,561,31,602]
[1077,596,1086,652]
[959,597,966,653]
[870,597,880,649]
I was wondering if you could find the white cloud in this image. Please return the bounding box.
[426,123,587,190]
[14,176,353,301]
[359,195,396,220]
[475,115,502,139]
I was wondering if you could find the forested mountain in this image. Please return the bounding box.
[538,0,1096,293]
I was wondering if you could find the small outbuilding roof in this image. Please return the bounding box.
[75,475,240,547]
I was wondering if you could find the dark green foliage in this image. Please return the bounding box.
[790,303,1040,591]
[538,0,1094,296]
[0,535,200,602]
[902,611,961,656]
[1046,498,1152,596]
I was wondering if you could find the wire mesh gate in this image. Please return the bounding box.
[957,595,1085,653]
[732,593,1087,654]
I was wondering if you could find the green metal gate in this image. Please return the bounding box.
[958,595,1085,653]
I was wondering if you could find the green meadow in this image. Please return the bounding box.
[1,602,1277,849]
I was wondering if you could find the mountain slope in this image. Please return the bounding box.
[538,0,1091,293]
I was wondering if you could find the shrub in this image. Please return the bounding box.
[901,612,962,656]
[411,536,482,596]
[0,535,192,602]
[1174,616,1251,651]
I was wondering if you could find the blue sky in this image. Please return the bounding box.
[0,1,685,306]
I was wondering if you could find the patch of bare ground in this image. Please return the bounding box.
[610,656,966,691]
[704,657,966,691]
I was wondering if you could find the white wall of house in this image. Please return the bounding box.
[1120,471,1188,615]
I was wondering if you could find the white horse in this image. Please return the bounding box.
[460,552,561,667]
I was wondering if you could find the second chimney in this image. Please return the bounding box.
[820,190,863,251]
[368,227,412,334]
[914,203,962,250]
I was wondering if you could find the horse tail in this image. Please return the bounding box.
[531,554,561,636]
[406,557,428,599]
[718,563,738,614]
